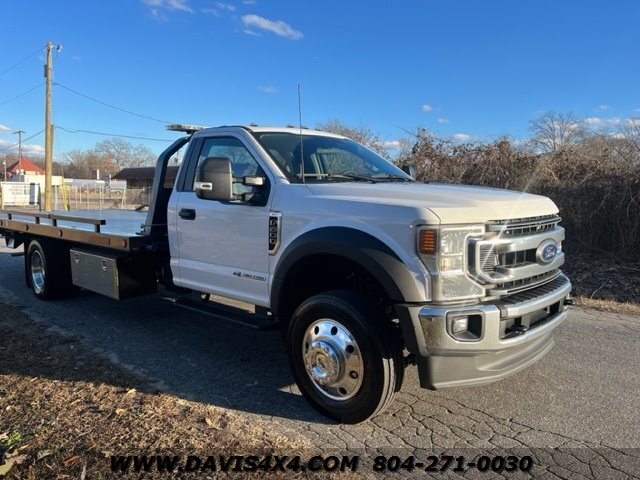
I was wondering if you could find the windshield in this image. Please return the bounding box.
[252,132,413,183]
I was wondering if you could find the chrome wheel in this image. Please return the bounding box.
[302,319,364,401]
[30,250,46,295]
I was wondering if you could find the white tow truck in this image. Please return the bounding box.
[0,125,572,423]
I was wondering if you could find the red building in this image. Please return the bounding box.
[6,158,45,178]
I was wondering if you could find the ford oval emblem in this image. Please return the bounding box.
[536,240,558,264]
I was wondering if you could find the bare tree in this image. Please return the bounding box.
[621,117,640,156]
[529,112,585,153]
[94,138,156,173]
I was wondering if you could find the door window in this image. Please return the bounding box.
[191,136,265,197]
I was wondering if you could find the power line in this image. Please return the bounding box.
[56,125,173,142]
[0,129,45,153]
[54,82,173,124]
[0,82,44,106]
[0,46,44,77]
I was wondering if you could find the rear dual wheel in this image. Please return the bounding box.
[26,239,72,300]
[288,290,404,424]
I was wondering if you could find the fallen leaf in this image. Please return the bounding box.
[37,450,53,461]
[115,408,126,415]
[0,455,28,476]
[205,417,214,427]
[62,455,79,466]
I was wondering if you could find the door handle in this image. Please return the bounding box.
[179,208,196,220]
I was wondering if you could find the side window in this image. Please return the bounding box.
[190,137,270,206]
[192,137,263,195]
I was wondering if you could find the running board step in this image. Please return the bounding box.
[164,296,278,330]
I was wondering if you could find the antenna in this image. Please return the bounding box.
[297,83,305,184]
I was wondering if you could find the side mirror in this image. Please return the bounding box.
[195,157,233,201]
[401,164,416,179]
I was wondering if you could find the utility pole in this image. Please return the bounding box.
[44,41,54,211]
[14,130,24,178]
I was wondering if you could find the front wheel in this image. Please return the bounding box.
[287,290,404,423]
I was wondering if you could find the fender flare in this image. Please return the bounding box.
[270,227,425,317]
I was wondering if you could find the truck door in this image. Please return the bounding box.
[170,135,272,306]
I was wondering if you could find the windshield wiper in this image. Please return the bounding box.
[326,173,377,183]
[370,174,414,182]
[298,173,377,183]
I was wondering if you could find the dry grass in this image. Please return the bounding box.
[0,303,313,479]
[573,297,640,316]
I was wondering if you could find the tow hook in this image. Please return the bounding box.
[505,324,529,337]
[564,297,576,306]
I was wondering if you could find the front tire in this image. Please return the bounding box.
[287,290,404,424]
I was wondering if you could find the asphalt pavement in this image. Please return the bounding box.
[0,245,638,478]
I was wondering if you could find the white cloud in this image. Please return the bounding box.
[0,124,12,132]
[421,104,433,112]
[451,133,472,142]
[257,85,278,94]
[216,2,235,11]
[204,2,236,14]
[437,117,450,124]
[142,0,192,11]
[584,116,622,128]
[142,0,192,22]
[23,143,45,156]
[241,14,303,40]
[0,139,44,156]
[382,140,401,149]
[595,104,610,111]
[584,117,602,127]
[625,117,640,127]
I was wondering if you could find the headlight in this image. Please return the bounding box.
[418,225,485,301]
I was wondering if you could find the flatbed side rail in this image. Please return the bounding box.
[0,210,107,232]
[0,209,143,252]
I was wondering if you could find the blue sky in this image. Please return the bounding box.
[1,0,639,160]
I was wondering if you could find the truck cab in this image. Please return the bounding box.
[166,125,571,422]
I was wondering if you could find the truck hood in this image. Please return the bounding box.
[304,182,558,224]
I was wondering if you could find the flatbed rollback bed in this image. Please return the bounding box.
[0,133,190,301]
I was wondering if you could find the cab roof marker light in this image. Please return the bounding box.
[166,124,209,134]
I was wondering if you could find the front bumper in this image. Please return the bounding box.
[396,273,572,390]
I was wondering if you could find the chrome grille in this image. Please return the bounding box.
[486,215,561,237]
[477,246,537,273]
[479,245,497,273]
[470,214,565,296]
[494,269,560,295]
